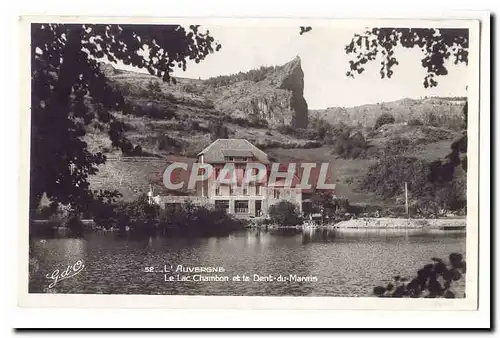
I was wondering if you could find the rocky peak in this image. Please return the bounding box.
[218,56,309,129]
[276,56,308,128]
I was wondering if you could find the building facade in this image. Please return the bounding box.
[153,139,303,218]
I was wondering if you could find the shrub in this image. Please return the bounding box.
[424,111,439,127]
[91,197,246,237]
[164,204,245,237]
[157,134,182,152]
[268,201,302,227]
[146,80,162,93]
[209,120,229,141]
[374,113,396,129]
[384,136,411,156]
[64,214,84,236]
[360,156,466,213]
[276,124,296,136]
[408,118,423,126]
[332,130,368,159]
[130,102,176,120]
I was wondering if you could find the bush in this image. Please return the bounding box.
[92,197,245,237]
[276,124,296,136]
[384,136,411,156]
[146,80,162,93]
[209,120,229,141]
[130,102,177,120]
[332,131,368,159]
[408,118,423,126]
[268,201,302,227]
[157,134,182,152]
[360,156,466,214]
[374,113,396,129]
[64,214,84,236]
[163,203,245,237]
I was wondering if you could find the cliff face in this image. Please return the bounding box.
[277,57,308,128]
[209,56,309,128]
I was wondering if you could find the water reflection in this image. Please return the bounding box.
[29,228,466,297]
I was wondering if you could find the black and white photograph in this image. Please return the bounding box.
[20,16,483,310]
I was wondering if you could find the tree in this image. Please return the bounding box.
[300,26,469,168]
[268,201,302,227]
[31,23,221,212]
[344,28,468,88]
[209,120,229,141]
[311,189,336,223]
[374,113,396,129]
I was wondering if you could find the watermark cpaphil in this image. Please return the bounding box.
[45,260,85,289]
[157,161,336,191]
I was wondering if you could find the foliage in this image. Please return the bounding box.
[163,202,245,237]
[333,130,369,159]
[156,133,182,152]
[146,80,162,93]
[311,189,337,222]
[181,83,204,95]
[268,201,302,227]
[408,118,423,126]
[373,253,466,298]
[205,65,276,87]
[360,156,466,215]
[374,113,396,129]
[127,101,177,120]
[31,23,220,212]
[64,214,85,236]
[208,120,230,141]
[345,28,468,88]
[92,196,244,237]
[299,26,312,35]
[276,124,297,136]
[384,136,411,156]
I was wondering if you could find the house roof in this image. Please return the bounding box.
[197,139,270,164]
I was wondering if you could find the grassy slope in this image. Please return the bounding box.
[88,66,462,207]
[86,66,314,158]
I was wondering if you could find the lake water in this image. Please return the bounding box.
[29,228,466,297]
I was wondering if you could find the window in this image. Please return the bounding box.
[243,186,248,195]
[229,185,234,196]
[273,189,281,199]
[256,185,261,196]
[215,200,229,211]
[215,186,221,196]
[235,200,249,214]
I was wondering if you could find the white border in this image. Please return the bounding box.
[6,4,491,330]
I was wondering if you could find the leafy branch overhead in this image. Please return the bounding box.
[373,253,466,298]
[299,26,312,35]
[345,28,469,87]
[31,23,221,211]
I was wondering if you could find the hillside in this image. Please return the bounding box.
[88,57,312,157]
[311,97,466,129]
[87,58,465,208]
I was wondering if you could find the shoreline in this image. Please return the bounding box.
[331,217,466,230]
[31,217,467,232]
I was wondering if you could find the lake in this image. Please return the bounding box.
[29,228,466,297]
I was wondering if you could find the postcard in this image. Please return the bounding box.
[17,15,486,313]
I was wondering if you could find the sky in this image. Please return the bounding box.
[115,25,469,109]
